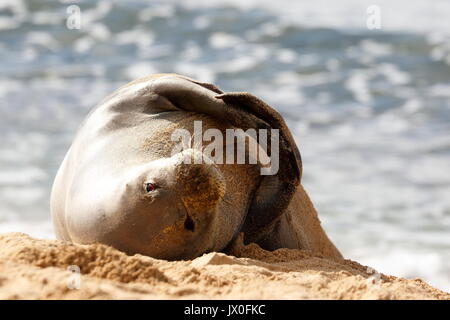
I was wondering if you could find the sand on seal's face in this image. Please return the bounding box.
[0,233,448,300]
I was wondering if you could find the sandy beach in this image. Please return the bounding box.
[0,232,447,300]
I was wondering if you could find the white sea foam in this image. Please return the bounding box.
[351,249,450,292]
[181,0,450,35]
[0,220,54,240]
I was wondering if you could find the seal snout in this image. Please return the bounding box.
[175,161,226,235]
[177,163,225,209]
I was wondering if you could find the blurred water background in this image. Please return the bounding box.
[0,0,449,291]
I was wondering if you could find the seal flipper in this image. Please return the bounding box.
[215,92,302,244]
[215,92,302,184]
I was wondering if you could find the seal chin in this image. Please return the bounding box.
[96,203,219,260]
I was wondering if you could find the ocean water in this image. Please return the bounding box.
[1,0,449,291]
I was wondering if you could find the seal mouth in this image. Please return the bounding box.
[181,200,195,232]
[184,213,195,232]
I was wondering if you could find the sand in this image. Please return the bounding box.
[0,232,448,300]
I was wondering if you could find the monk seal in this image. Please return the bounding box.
[50,73,341,260]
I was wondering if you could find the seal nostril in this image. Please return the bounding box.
[184,214,195,232]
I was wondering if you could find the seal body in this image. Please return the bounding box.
[51,74,341,260]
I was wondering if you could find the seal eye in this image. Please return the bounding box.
[145,182,157,193]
